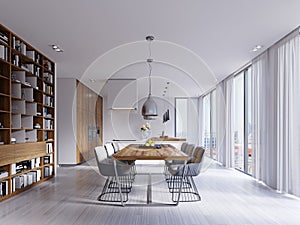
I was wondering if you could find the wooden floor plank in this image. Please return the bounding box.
[0,160,300,225]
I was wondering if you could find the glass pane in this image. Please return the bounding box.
[247,67,253,174]
[211,90,217,160]
[202,94,211,157]
[234,73,244,170]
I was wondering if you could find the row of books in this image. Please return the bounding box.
[0,31,8,44]
[26,50,41,64]
[43,107,53,118]
[44,119,54,130]
[44,73,53,84]
[12,37,27,55]
[0,181,8,197]
[11,170,41,192]
[44,154,53,164]
[0,45,9,61]
[44,166,53,177]
[44,95,54,107]
[43,83,54,95]
[46,143,53,153]
[11,157,41,175]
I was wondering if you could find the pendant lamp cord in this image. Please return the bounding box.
[148,62,152,95]
[148,38,152,96]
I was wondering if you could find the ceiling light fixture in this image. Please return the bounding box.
[49,44,64,53]
[141,35,158,120]
[252,45,263,52]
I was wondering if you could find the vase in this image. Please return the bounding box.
[141,130,151,139]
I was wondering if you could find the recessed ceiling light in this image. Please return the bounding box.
[49,44,64,53]
[252,45,263,52]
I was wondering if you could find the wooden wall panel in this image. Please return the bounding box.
[76,80,103,164]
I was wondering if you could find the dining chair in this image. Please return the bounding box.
[165,144,195,167]
[112,142,120,152]
[104,142,115,157]
[166,146,205,202]
[94,146,134,204]
[180,142,188,152]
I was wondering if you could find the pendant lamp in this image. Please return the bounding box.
[142,36,158,120]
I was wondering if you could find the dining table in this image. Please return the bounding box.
[112,143,189,206]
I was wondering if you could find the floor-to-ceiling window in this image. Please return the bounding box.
[202,94,211,156]
[233,66,252,174]
[202,90,216,159]
[233,73,245,171]
[245,67,252,175]
[210,90,217,160]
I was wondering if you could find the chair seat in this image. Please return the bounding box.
[98,158,133,176]
[167,163,202,176]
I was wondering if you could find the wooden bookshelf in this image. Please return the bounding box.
[0,24,55,201]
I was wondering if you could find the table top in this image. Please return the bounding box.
[112,144,189,161]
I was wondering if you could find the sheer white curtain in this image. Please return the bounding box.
[224,77,234,167]
[276,33,300,196]
[251,52,277,186]
[216,81,226,163]
[252,28,300,196]
[198,96,204,146]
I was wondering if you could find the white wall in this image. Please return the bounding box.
[103,96,175,143]
[57,78,77,164]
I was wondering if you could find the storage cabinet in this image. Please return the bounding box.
[0,24,55,201]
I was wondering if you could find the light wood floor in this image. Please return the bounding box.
[1,160,300,225]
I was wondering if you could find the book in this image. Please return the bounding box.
[11,163,16,175]
[0,181,8,197]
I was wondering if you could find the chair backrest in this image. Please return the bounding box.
[174,146,205,177]
[94,146,108,175]
[184,144,195,157]
[180,142,188,152]
[190,147,205,163]
[104,142,115,157]
[112,142,120,152]
[94,146,132,177]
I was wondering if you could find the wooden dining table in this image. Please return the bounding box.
[113,144,189,161]
[112,144,189,206]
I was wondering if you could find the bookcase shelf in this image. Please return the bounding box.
[0,23,56,201]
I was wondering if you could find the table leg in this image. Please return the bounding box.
[113,160,124,206]
[147,173,152,204]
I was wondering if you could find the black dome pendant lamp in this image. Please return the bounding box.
[142,35,158,120]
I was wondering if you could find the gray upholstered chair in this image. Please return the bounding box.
[165,143,195,168]
[104,142,115,157]
[94,146,134,204]
[112,142,120,152]
[166,146,205,202]
[180,142,188,152]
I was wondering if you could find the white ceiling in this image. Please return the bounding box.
[1,0,300,96]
